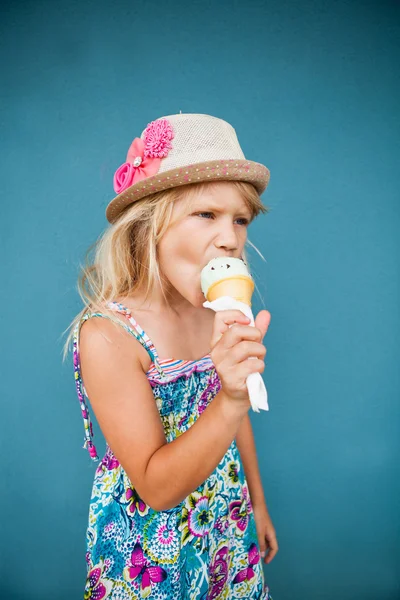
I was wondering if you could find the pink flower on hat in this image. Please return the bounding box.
[143,118,174,158]
[113,119,174,194]
[113,137,161,194]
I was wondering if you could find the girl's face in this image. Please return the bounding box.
[157,182,253,309]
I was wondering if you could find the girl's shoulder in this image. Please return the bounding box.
[78,305,153,375]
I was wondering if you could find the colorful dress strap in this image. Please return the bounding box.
[107,301,161,361]
[72,301,166,462]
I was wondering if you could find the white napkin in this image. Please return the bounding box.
[203,296,269,412]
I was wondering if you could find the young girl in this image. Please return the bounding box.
[63,113,278,599]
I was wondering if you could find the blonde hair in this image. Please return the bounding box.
[61,181,269,362]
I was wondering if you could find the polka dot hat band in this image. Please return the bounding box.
[106,113,271,224]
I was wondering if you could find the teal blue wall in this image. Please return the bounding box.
[1,0,399,598]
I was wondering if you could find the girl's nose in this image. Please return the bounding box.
[214,222,240,252]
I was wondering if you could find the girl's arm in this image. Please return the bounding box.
[235,413,268,509]
[79,316,249,513]
[145,389,248,510]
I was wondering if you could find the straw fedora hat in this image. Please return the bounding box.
[106,113,270,223]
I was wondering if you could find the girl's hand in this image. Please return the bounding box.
[253,503,279,564]
[209,309,271,406]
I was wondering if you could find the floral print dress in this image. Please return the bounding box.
[73,301,273,600]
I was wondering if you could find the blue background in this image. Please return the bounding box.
[1,0,399,598]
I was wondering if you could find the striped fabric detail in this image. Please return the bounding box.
[145,353,214,379]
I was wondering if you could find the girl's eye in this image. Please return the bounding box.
[197,212,214,219]
[195,212,249,226]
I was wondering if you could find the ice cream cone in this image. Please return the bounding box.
[201,256,255,305]
[206,275,254,306]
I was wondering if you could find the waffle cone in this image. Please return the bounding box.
[206,276,254,306]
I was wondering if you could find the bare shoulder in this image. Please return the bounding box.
[79,314,152,374]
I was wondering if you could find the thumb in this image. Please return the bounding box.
[254,310,271,342]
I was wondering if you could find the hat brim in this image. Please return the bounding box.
[106,159,270,224]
